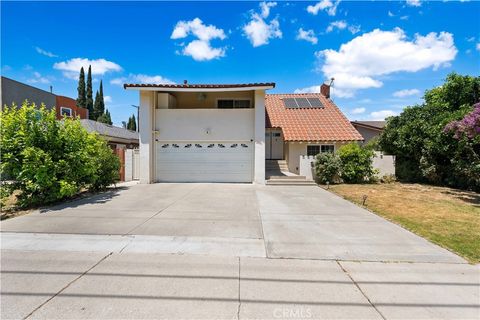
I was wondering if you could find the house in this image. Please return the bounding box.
[266,84,363,174]
[80,119,140,182]
[56,95,88,120]
[124,81,362,184]
[351,120,386,144]
[0,76,88,120]
[80,119,139,150]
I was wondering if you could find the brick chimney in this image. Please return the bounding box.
[320,83,330,99]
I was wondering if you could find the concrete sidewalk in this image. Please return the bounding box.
[1,250,478,320]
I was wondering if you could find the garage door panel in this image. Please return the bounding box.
[155,142,253,183]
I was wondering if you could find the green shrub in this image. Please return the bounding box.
[314,152,342,184]
[338,143,377,183]
[0,102,120,208]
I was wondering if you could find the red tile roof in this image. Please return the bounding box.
[265,93,363,142]
[124,83,275,89]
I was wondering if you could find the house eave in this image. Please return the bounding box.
[124,86,275,92]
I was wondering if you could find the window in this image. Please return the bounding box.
[321,145,335,153]
[60,107,72,117]
[217,99,251,109]
[307,144,335,156]
[307,145,320,156]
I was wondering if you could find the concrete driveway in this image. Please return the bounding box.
[1,183,478,319]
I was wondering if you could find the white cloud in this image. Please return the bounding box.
[317,28,457,97]
[406,0,421,7]
[182,40,226,61]
[388,11,395,17]
[35,47,58,58]
[294,85,319,94]
[476,43,480,51]
[243,3,282,47]
[27,71,50,84]
[326,20,347,33]
[351,107,366,114]
[369,110,397,120]
[348,25,361,34]
[53,58,122,79]
[103,95,112,103]
[466,36,475,42]
[400,15,409,20]
[171,18,226,41]
[296,28,318,44]
[307,0,341,16]
[110,74,174,86]
[171,18,227,61]
[260,1,277,18]
[393,88,420,97]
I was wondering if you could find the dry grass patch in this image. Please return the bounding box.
[329,183,480,264]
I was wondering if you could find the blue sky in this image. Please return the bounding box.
[2,0,479,126]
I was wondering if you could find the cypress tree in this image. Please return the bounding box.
[131,114,137,131]
[99,80,105,116]
[76,67,86,108]
[93,90,101,120]
[86,65,94,119]
[105,109,112,125]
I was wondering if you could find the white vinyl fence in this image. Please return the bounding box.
[125,149,140,182]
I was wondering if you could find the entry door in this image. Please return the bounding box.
[266,130,284,160]
[265,132,272,159]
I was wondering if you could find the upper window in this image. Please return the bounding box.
[60,107,72,117]
[217,99,251,109]
[307,144,335,156]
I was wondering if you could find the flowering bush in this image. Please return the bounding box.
[444,103,480,140]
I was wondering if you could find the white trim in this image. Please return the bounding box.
[60,107,72,117]
[125,86,274,92]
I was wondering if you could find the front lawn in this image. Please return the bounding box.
[328,183,480,264]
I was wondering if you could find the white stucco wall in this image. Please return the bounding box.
[155,109,254,141]
[139,91,154,184]
[254,90,265,184]
[373,151,395,177]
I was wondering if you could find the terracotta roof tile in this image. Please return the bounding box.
[265,93,363,142]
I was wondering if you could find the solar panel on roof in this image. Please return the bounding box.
[295,98,310,108]
[307,98,323,108]
[283,98,298,108]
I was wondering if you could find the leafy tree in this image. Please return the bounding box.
[314,152,342,184]
[379,73,480,190]
[0,102,120,208]
[86,65,94,119]
[76,67,86,108]
[337,143,376,183]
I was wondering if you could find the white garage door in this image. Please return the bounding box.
[155,141,253,183]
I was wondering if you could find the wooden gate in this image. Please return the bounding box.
[115,148,125,181]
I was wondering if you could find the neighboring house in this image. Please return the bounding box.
[80,119,139,149]
[124,81,363,184]
[350,120,386,144]
[56,95,88,120]
[265,85,363,174]
[0,76,88,120]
